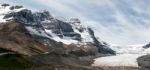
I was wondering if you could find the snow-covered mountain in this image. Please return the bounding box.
[0,4,95,44]
[0,4,116,57]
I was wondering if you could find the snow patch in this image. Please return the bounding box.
[25,26,49,37]
[45,29,79,45]
[70,22,93,43]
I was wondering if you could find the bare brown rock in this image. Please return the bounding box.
[0,21,50,56]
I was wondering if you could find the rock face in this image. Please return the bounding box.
[137,55,150,69]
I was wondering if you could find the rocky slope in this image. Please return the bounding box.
[0,20,50,56]
[0,4,116,70]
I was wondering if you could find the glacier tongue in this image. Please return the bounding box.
[92,54,142,67]
[92,44,150,67]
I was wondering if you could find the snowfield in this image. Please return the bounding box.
[92,44,150,67]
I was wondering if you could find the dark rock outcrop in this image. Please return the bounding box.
[9,5,23,10]
[137,55,150,69]
[143,42,150,48]
[1,4,10,7]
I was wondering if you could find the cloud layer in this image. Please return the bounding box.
[1,0,150,45]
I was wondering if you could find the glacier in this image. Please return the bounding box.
[92,44,150,67]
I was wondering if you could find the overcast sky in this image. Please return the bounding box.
[1,0,150,45]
